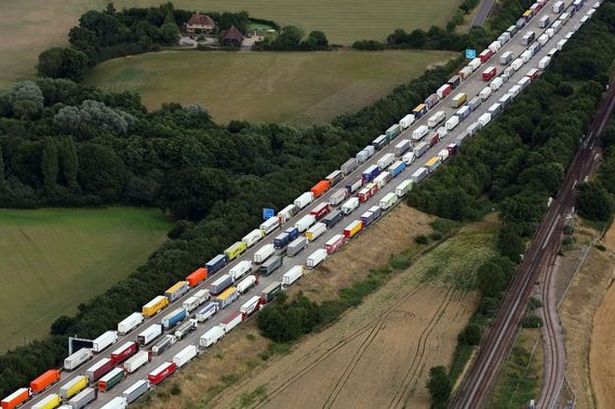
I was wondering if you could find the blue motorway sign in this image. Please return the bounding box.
[262,208,276,220]
[465,49,476,59]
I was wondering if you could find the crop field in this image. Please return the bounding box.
[137,208,495,409]
[0,207,171,352]
[0,0,460,88]
[84,50,455,124]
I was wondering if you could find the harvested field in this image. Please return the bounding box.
[560,223,614,409]
[136,208,496,409]
[83,50,455,125]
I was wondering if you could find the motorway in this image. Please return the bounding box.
[21,1,595,407]
[450,4,610,409]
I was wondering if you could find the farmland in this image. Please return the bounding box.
[83,50,455,124]
[0,207,172,352]
[0,0,461,88]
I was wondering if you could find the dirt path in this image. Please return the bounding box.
[214,279,477,409]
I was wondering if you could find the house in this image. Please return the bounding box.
[185,12,215,34]
[220,25,244,47]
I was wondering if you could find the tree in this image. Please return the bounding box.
[37,47,89,81]
[476,261,504,297]
[50,315,76,335]
[274,25,304,49]
[407,29,427,48]
[427,366,451,408]
[160,23,180,45]
[497,224,524,263]
[4,81,44,119]
[460,323,481,345]
[304,31,328,49]
[576,181,613,221]
[58,137,79,191]
[37,47,64,79]
[387,29,409,45]
[41,138,59,192]
[0,145,5,189]
[77,144,127,202]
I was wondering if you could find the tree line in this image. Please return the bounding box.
[37,2,256,81]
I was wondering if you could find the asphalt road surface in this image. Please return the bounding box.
[20,1,598,407]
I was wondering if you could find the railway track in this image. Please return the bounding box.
[451,77,615,409]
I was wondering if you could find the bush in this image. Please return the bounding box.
[415,234,430,245]
[521,313,542,328]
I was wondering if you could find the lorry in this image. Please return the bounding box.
[295,214,316,233]
[174,319,198,340]
[100,397,128,409]
[436,84,453,99]
[489,102,504,116]
[479,49,493,63]
[455,106,471,122]
[412,125,429,141]
[346,179,362,194]
[491,77,504,91]
[195,302,219,323]
[388,161,406,178]
[322,209,344,228]
[122,380,149,404]
[395,180,413,198]
[477,113,492,127]
[402,151,415,165]
[117,312,143,335]
[377,153,395,170]
[259,255,283,275]
[373,171,391,189]
[306,248,327,269]
[110,341,138,365]
[355,148,372,163]
[148,362,177,385]
[445,115,460,131]
[242,229,264,248]
[399,114,415,129]
[427,111,446,128]
[98,368,125,392]
[305,222,327,242]
[236,275,257,294]
[394,139,411,156]
[206,254,227,276]
[372,135,387,150]
[142,295,169,317]
[30,369,61,394]
[165,281,190,303]
[425,156,443,173]
[254,243,275,264]
[386,124,401,140]
[282,265,304,286]
[482,66,497,82]
[1,389,30,409]
[86,358,114,383]
[329,188,348,206]
[287,236,308,257]
[64,348,93,371]
[182,289,209,313]
[553,0,564,12]
[31,395,61,409]
[511,58,524,71]
[209,274,233,296]
[261,281,283,304]
[468,96,482,111]
[124,350,151,374]
[92,330,118,353]
[410,167,429,184]
[214,287,239,310]
[137,324,162,346]
[424,93,439,109]
[310,202,331,220]
[259,216,280,235]
[343,220,363,239]
[341,197,360,215]
[479,86,492,101]
[324,234,345,255]
[539,56,552,69]
[240,295,262,319]
[360,211,376,228]
[279,204,299,222]
[467,122,482,136]
[427,131,440,148]
[521,31,535,46]
[362,164,380,183]
[488,40,501,53]
[224,242,247,262]
[67,387,97,409]
[311,180,331,198]
[539,14,551,28]
[161,308,187,330]
[499,51,513,65]
[152,335,177,356]
[173,345,198,368]
[326,170,343,186]
[221,311,243,333]
[379,192,398,211]
[341,158,358,175]
[458,66,472,81]
[358,185,377,203]
[229,260,252,281]
[438,149,450,161]
[412,103,428,119]
[186,267,207,287]
[448,75,462,88]
[294,191,314,210]
[469,58,482,71]
[200,326,225,348]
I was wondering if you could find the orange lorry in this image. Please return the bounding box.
[30,369,61,393]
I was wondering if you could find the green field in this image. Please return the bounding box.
[0,0,461,88]
[0,208,172,351]
[84,50,455,124]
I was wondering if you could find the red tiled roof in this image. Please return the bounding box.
[222,25,244,42]
[187,12,215,28]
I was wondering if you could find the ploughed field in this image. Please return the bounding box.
[0,0,460,88]
[83,50,455,124]
[0,207,171,352]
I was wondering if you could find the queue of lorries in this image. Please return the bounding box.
[2,0,600,407]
